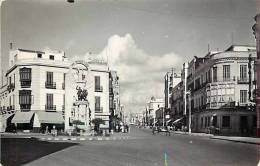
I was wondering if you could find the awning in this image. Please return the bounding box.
[152,120,158,124]
[12,111,34,123]
[166,119,173,123]
[37,112,64,124]
[172,117,184,124]
[1,113,14,121]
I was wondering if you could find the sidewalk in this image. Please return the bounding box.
[211,136,260,145]
[173,131,213,137]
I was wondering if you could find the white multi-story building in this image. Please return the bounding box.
[171,45,257,136]
[164,70,181,114]
[147,97,164,126]
[0,48,111,133]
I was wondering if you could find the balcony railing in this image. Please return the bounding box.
[7,105,15,110]
[45,105,56,111]
[21,80,31,88]
[62,83,65,90]
[20,104,31,111]
[237,77,249,84]
[45,82,56,89]
[95,86,103,92]
[7,83,15,92]
[95,107,103,113]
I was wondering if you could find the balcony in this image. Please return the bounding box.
[45,105,56,111]
[20,104,31,111]
[45,82,56,89]
[62,105,65,110]
[95,86,103,92]
[95,107,103,113]
[21,80,31,88]
[237,77,249,84]
[8,105,15,110]
[7,83,15,92]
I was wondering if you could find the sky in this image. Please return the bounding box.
[0,0,258,113]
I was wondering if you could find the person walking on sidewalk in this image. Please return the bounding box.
[152,126,156,135]
[165,126,170,136]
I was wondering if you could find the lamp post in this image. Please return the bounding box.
[252,13,260,137]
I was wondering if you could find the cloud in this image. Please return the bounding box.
[83,34,183,113]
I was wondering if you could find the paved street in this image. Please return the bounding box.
[1,126,259,166]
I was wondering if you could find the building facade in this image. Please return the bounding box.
[146,97,164,126]
[171,45,257,136]
[164,70,181,115]
[0,48,112,133]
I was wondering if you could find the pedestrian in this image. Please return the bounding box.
[116,124,119,132]
[152,126,156,135]
[121,125,125,133]
[126,125,129,133]
[166,126,170,136]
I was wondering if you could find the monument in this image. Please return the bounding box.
[65,60,92,134]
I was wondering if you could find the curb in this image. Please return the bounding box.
[173,132,213,137]
[34,136,131,142]
[210,137,260,145]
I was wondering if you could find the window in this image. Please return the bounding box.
[213,67,217,82]
[223,65,230,81]
[95,76,102,92]
[222,116,230,128]
[240,65,247,81]
[46,94,53,106]
[46,93,55,110]
[46,72,53,83]
[19,90,32,110]
[62,73,66,89]
[95,96,101,112]
[240,90,247,103]
[37,53,42,58]
[46,72,56,89]
[49,55,54,60]
[20,68,32,88]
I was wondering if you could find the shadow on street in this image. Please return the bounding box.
[1,138,78,166]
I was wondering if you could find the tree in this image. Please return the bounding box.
[91,118,105,134]
[72,120,85,132]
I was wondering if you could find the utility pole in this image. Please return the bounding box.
[163,108,165,127]
[187,90,192,134]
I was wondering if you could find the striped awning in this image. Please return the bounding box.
[172,117,184,124]
[12,111,34,124]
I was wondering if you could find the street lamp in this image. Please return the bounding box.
[252,13,260,137]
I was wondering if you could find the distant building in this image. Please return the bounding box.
[109,71,120,117]
[147,97,164,126]
[109,71,121,129]
[164,69,181,116]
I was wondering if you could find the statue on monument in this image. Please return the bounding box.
[76,86,88,101]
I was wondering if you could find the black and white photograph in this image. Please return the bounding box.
[0,0,260,165]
